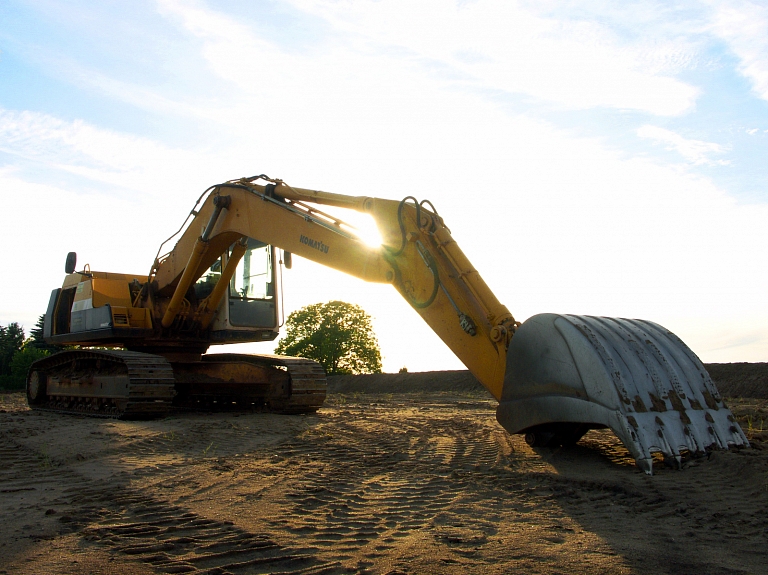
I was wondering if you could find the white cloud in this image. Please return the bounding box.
[637,125,730,165]
[1,0,767,367]
[0,108,181,177]
[0,169,157,330]
[282,0,700,115]
[0,107,239,200]
[707,0,768,101]
[7,99,763,364]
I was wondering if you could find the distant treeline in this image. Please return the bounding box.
[0,316,62,390]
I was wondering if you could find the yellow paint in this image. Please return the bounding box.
[152,180,517,399]
[91,279,132,308]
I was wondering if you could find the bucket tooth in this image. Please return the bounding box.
[496,313,749,475]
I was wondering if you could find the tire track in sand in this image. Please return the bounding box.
[1,415,340,575]
[259,404,508,567]
[72,485,341,575]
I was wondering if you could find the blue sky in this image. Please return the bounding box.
[1,0,766,369]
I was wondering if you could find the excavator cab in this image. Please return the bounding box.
[44,240,281,348]
[225,239,277,328]
[201,239,281,341]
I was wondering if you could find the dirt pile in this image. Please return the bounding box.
[706,363,768,399]
[330,363,768,398]
[329,370,482,395]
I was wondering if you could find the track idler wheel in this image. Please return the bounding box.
[27,370,47,406]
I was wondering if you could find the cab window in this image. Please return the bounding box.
[230,239,273,300]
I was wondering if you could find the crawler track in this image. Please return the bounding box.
[27,350,327,418]
[175,354,327,413]
[26,349,176,419]
[222,353,328,414]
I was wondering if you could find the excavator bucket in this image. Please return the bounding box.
[496,314,749,474]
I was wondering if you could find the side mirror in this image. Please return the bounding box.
[65,252,77,274]
[283,251,292,269]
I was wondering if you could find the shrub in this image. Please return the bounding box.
[0,347,49,391]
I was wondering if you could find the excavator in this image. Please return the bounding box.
[28,175,748,474]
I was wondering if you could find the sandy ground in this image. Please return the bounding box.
[1,369,767,575]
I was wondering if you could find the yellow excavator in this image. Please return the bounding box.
[28,175,748,474]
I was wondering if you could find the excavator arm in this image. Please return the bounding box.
[154,176,516,400]
[145,174,750,474]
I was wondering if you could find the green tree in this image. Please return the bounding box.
[0,322,25,377]
[28,314,64,354]
[5,347,49,390]
[29,315,46,348]
[275,301,382,375]
[0,322,39,390]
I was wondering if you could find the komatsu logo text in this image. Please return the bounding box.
[299,234,329,254]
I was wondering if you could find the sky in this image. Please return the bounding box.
[1,0,766,371]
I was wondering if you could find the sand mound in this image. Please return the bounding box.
[705,363,768,398]
[328,370,481,395]
[329,363,768,398]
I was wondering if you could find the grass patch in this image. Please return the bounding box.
[38,444,53,468]
[727,398,768,443]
